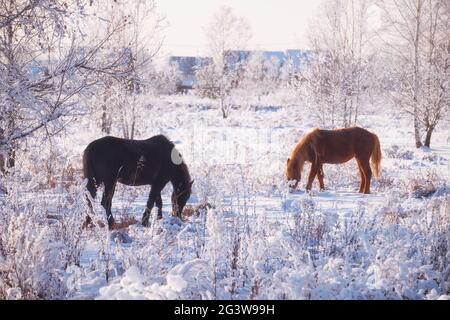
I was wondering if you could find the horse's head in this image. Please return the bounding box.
[286,158,301,190]
[171,180,194,218]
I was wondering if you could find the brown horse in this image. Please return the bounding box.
[285,127,381,194]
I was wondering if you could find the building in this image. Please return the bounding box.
[169,56,213,92]
[168,49,313,93]
[223,49,313,74]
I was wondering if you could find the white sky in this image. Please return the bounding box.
[157,0,324,57]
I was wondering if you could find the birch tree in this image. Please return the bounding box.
[377,0,449,148]
[305,0,374,128]
[202,6,252,118]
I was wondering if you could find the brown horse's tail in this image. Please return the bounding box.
[370,134,382,178]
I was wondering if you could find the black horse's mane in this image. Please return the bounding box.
[147,134,191,185]
[176,162,191,185]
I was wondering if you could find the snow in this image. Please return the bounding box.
[1,0,448,301]
[1,94,449,300]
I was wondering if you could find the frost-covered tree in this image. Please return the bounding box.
[239,52,282,101]
[199,6,252,118]
[149,60,180,95]
[377,0,449,148]
[0,0,137,171]
[195,63,222,99]
[91,0,166,138]
[205,6,252,69]
[304,0,375,128]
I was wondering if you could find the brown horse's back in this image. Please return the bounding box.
[313,127,376,164]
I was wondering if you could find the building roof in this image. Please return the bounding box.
[169,56,212,75]
[223,49,313,72]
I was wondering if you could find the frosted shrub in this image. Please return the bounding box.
[422,196,450,277]
[0,173,88,299]
[192,164,223,205]
[117,215,184,279]
[203,208,233,299]
[367,194,450,298]
[248,226,316,299]
[23,142,80,190]
[160,259,214,299]
[92,180,450,300]
[97,259,214,300]
[408,170,445,199]
[384,145,414,160]
[97,211,216,300]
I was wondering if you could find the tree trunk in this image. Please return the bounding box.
[220,96,227,119]
[424,126,434,148]
[2,23,18,170]
[130,102,136,140]
[343,100,348,128]
[101,104,111,134]
[0,143,16,173]
[6,146,15,169]
[0,153,5,174]
[414,116,422,148]
[413,0,423,148]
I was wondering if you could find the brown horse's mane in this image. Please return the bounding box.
[286,128,321,181]
[290,128,321,163]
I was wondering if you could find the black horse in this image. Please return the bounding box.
[83,135,193,229]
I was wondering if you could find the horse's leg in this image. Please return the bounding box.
[83,179,98,229]
[83,196,94,229]
[356,159,366,193]
[364,160,372,194]
[155,193,163,219]
[317,163,325,191]
[83,194,95,229]
[306,163,319,191]
[361,159,372,194]
[101,183,116,229]
[142,186,162,226]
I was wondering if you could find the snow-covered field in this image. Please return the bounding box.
[1,94,449,300]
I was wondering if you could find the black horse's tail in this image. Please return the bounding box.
[82,146,100,229]
[83,147,97,199]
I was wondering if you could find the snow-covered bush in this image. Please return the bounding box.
[384,145,414,160]
[0,173,88,299]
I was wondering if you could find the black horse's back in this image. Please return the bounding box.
[83,135,176,195]
[146,134,173,145]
